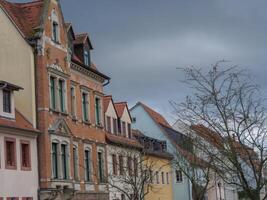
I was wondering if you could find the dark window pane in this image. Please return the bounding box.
[3,89,11,113]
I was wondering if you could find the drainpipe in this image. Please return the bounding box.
[103,79,110,87]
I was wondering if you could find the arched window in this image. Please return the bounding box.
[51,10,60,43]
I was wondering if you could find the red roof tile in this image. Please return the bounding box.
[106,133,143,149]
[0,110,38,132]
[114,102,127,118]
[0,0,44,38]
[136,102,171,128]
[103,95,112,113]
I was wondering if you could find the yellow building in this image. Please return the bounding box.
[136,131,173,200]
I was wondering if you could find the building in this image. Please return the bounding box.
[130,102,192,200]
[0,81,39,199]
[134,130,173,200]
[103,96,143,200]
[0,0,111,199]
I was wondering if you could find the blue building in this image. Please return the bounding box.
[130,102,192,200]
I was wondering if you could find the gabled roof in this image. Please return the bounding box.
[74,33,93,49]
[131,102,171,128]
[106,133,143,150]
[114,102,132,121]
[0,0,44,38]
[103,95,119,117]
[65,22,75,40]
[0,109,39,133]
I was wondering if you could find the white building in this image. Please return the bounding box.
[0,81,39,200]
[103,96,142,200]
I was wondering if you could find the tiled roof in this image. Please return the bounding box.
[103,95,112,113]
[73,33,87,45]
[106,133,143,150]
[0,110,39,133]
[0,0,44,38]
[114,102,127,118]
[134,102,171,128]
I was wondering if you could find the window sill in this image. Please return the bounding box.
[50,109,68,116]
[82,120,91,126]
[21,166,32,171]
[96,123,104,129]
[5,165,17,170]
[52,40,61,45]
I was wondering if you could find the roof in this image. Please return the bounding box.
[114,102,127,118]
[0,109,39,133]
[74,33,93,49]
[106,133,143,150]
[132,102,171,128]
[103,96,112,113]
[0,80,23,91]
[0,0,44,38]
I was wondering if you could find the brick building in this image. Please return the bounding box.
[0,0,111,199]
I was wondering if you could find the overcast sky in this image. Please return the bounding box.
[14,0,267,123]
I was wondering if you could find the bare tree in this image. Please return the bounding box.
[171,62,267,200]
[107,148,164,200]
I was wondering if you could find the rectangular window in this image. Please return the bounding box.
[127,123,131,138]
[84,149,91,181]
[84,50,90,66]
[161,172,165,184]
[127,157,132,176]
[52,22,59,42]
[5,138,16,169]
[61,144,68,179]
[95,97,101,125]
[52,143,58,179]
[98,152,104,182]
[122,122,126,137]
[82,92,89,122]
[113,118,117,135]
[118,119,121,134]
[70,87,76,117]
[58,79,65,112]
[106,116,111,133]
[176,170,183,182]
[73,147,79,181]
[7,198,19,200]
[166,172,169,184]
[119,155,124,175]
[112,154,117,175]
[121,194,125,200]
[50,76,56,110]
[3,89,11,113]
[21,141,31,170]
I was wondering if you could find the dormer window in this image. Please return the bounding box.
[3,89,11,113]
[0,81,23,119]
[84,50,90,66]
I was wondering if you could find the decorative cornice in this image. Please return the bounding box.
[70,62,105,83]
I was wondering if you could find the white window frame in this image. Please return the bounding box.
[0,89,15,119]
[81,90,90,122]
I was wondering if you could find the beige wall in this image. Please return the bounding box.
[0,8,36,127]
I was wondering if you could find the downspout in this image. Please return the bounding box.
[103,79,110,87]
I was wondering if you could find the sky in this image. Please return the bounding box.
[13,0,267,123]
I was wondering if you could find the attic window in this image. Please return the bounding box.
[132,117,136,123]
[3,89,11,113]
[52,22,59,42]
[51,10,60,43]
[84,50,90,66]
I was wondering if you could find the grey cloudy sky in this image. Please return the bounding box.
[14,0,267,122]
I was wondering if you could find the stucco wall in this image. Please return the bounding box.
[0,8,36,127]
[130,105,192,200]
[0,131,39,199]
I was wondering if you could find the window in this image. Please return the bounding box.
[50,76,56,110]
[127,157,132,176]
[52,21,59,42]
[5,138,16,169]
[121,194,125,200]
[52,142,58,179]
[156,171,159,184]
[133,157,138,177]
[113,118,117,135]
[3,89,11,113]
[73,146,79,181]
[118,119,121,134]
[70,87,76,117]
[22,198,33,200]
[127,123,131,138]
[7,198,19,200]
[58,79,65,113]
[119,155,124,175]
[98,152,105,182]
[82,92,89,122]
[166,172,169,184]
[84,149,91,181]
[112,154,117,175]
[161,172,165,184]
[176,170,183,182]
[149,170,153,183]
[95,97,101,125]
[122,121,126,137]
[84,50,90,66]
[61,144,68,179]
[21,141,31,170]
[106,116,111,133]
